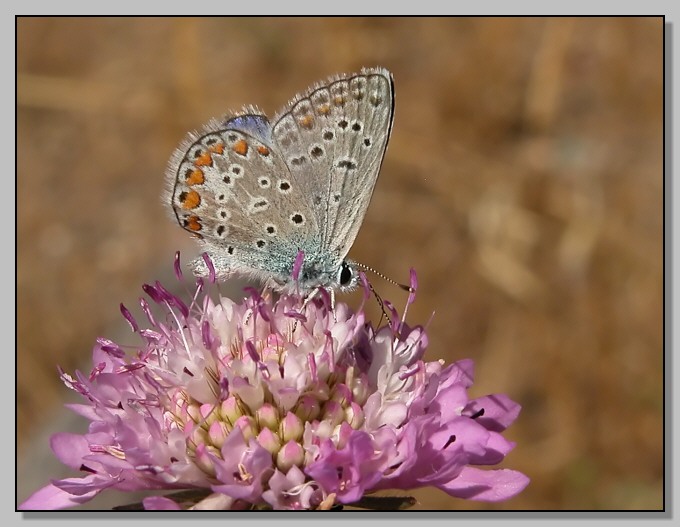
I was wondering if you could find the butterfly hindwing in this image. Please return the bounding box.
[166,116,319,279]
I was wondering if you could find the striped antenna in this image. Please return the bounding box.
[355,262,414,293]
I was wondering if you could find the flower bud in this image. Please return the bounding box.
[190,424,209,447]
[322,400,345,428]
[279,411,303,443]
[276,440,304,472]
[350,374,370,406]
[186,402,202,424]
[255,427,280,455]
[345,401,365,429]
[220,396,244,425]
[193,443,217,477]
[233,415,256,442]
[330,383,352,407]
[208,420,230,449]
[199,403,218,426]
[255,403,280,431]
[294,395,321,421]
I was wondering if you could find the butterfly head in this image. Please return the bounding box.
[282,256,360,294]
[189,250,360,296]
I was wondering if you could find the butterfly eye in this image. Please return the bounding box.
[338,262,353,287]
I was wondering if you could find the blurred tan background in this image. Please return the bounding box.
[17,17,663,510]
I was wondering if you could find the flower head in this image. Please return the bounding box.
[20,253,528,510]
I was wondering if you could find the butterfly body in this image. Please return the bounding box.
[165,67,394,294]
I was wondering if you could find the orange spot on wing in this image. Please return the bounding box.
[185,215,202,232]
[257,145,270,157]
[185,169,205,186]
[180,190,201,210]
[209,143,225,155]
[333,96,345,106]
[194,151,213,167]
[317,104,331,115]
[299,115,314,129]
[233,139,249,156]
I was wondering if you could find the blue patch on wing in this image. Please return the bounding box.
[224,114,272,145]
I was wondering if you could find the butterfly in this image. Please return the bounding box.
[165,67,394,295]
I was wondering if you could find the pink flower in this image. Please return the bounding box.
[20,253,529,510]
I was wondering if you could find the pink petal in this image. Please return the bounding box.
[50,433,91,469]
[463,394,521,432]
[445,359,475,388]
[64,403,102,421]
[467,431,516,465]
[432,384,469,421]
[18,483,100,510]
[53,474,117,496]
[440,467,530,502]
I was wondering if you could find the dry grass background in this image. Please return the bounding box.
[16,17,663,510]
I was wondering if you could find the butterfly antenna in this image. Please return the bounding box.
[366,279,389,327]
[355,263,414,293]
[356,263,415,327]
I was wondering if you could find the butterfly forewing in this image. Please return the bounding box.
[271,67,394,261]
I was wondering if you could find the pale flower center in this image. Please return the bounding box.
[166,332,370,477]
